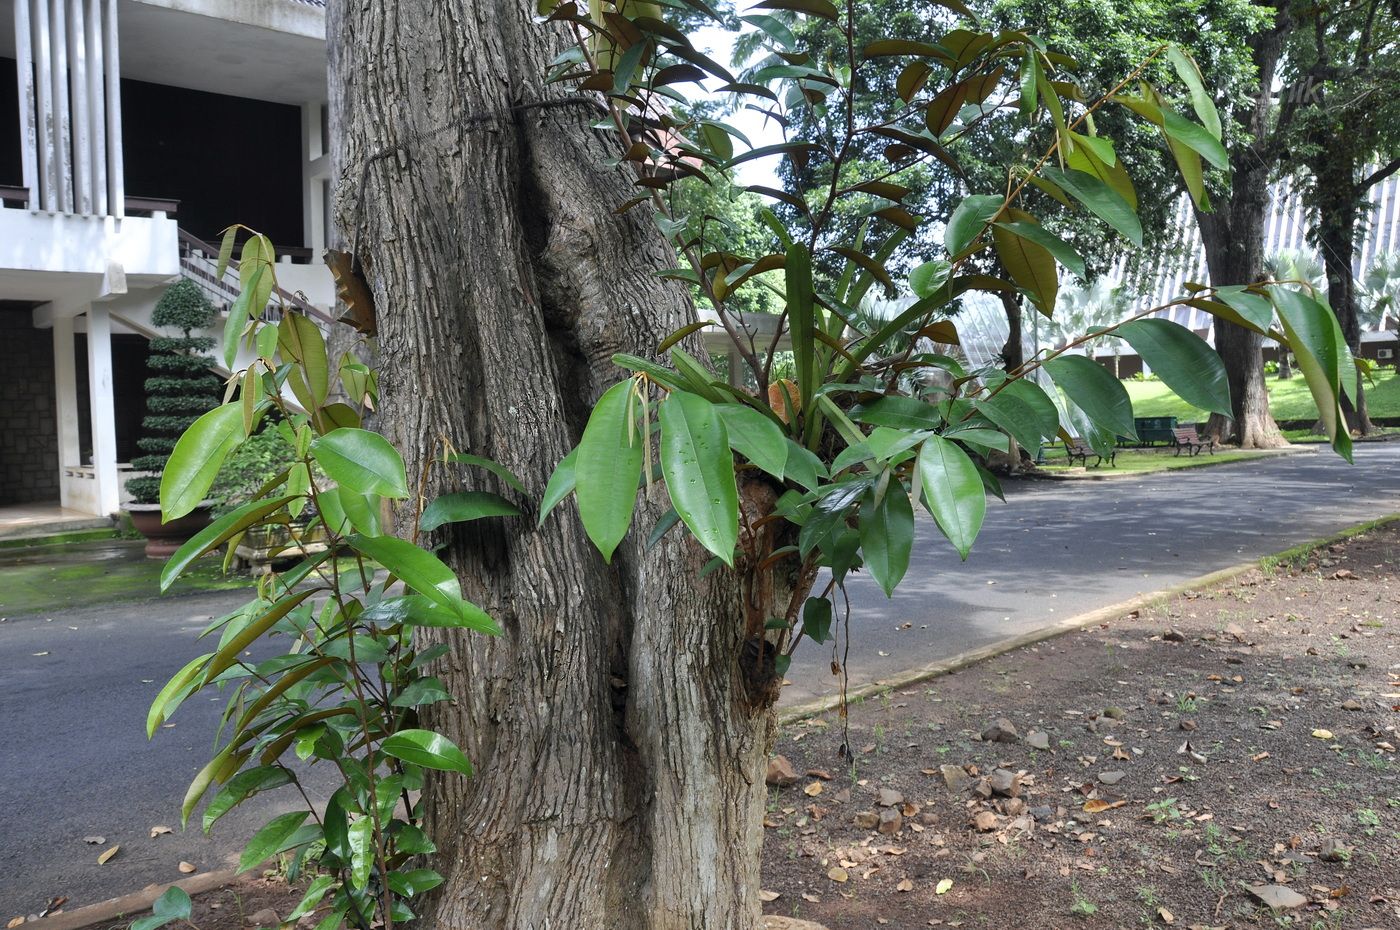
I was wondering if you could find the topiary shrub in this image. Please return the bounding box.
[125,279,222,505]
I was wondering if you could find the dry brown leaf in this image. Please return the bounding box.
[1158,906,1174,924]
[800,892,820,903]
[178,862,197,874]
[150,825,173,838]
[827,866,849,883]
[804,782,823,797]
[8,918,25,929]
[758,889,780,902]
[97,845,119,865]
[897,878,914,892]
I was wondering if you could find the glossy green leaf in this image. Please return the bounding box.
[1162,110,1228,170]
[859,485,914,596]
[277,313,329,406]
[311,428,409,499]
[131,888,192,930]
[909,260,951,298]
[659,391,739,565]
[161,496,297,591]
[381,728,474,776]
[162,405,245,521]
[1044,354,1137,440]
[347,817,373,890]
[1165,45,1221,139]
[206,590,315,681]
[539,447,578,526]
[576,381,643,562]
[203,766,293,833]
[1270,287,1352,461]
[286,876,337,922]
[993,222,1059,312]
[445,453,526,494]
[1212,287,1276,333]
[147,651,214,737]
[994,220,1085,281]
[803,596,833,644]
[917,436,985,559]
[976,383,1055,454]
[784,439,827,491]
[388,868,445,898]
[390,677,452,708]
[717,404,787,478]
[347,534,472,620]
[360,594,501,636]
[1116,318,1230,416]
[239,811,309,873]
[849,396,941,430]
[419,491,521,532]
[945,194,1002,256]
[1040,167,1142,246]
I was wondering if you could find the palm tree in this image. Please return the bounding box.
[1359,252,1400,333]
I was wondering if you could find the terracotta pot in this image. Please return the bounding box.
[125,503,214,560]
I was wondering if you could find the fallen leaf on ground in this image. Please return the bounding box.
[1249,884,1309,910]
[97,845,119,864]
[804,782,823,797]
[935,878,953,894]
[897,878,914,892]
[178,861,197,874]
[1311,729,1334,740]
[150,825,173,838]
[759,889,780,902]
[800,892,820,903]
[827,866,848,882]
[8,918,25,928]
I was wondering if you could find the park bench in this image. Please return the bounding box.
[1066,438,1116,468]
[1172,426,1215,457]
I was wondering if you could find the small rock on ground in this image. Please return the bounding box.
[981,718,1020,743]
[766,755,799,787]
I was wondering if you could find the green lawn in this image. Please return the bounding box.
[1037,447,1277,476]
[1124,367,1400,422]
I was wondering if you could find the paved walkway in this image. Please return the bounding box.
[1,443,1396,914]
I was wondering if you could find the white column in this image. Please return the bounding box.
[14,0,40,205]
[67,0,92,214]
[49,0,73,212]
[33,0,56,209]
[85,0,107,215]
[85,305,120,515]
[103,0,123,217]
[51,312,82,509]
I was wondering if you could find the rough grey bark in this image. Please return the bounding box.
[329,1,782,927]
[1195,0,1289,448]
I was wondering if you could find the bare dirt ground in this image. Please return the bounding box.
[760,522,1400,930]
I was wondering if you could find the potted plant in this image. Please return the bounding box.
[124,278,222,558]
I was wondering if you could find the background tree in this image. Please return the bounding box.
[1280,0,1400,432]
[125,279,221,504]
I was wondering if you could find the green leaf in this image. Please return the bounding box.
[390,677,452,708]
[909,260,951,298]
[802,596,833,644]
[360,594,501,636]
[1212,286,1276,333]
[1165,45,1221,139]
[277,313,330,406]
[381,728,474,776]
[1162,110,1228,170]
[539,447,578,526]
[849,396,941,430]
[131,888,192,930]
[917,436,985,559]
[717,404,787,479]
[576,381,643,562]
[975,381,1057,454]
[752,0,839,21]
[1116,318,1230,417]
[319,486,382,537]
[1044,354,1137,440]
[419,491,521,532]
[784,439,827,491]
[859,485,914,596]
[388,868,446,898]
[347,817,374,890]
[239,811,309,873]
[992,222,1059,312]
[348,535,474,621]
[1270,287,1351,460]
[945,194,1002,256]
[786,243,818,414]
[311,428,409,499]
[203,766,293,833]
[147,652,214,737]
[444,453,526,494]
[994,221,1085,281]
[1040,167,1142,246]
[659,392,740,565]
[224,264,262,368]
[161,405,245,521]
[161,496,297,592]
[206,589,315,681]
[287,876,338,922]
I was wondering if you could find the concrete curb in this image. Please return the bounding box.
[779,510,1400,724]
[20,870,241,930]
[24,515,1400,929]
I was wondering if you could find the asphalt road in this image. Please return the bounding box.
[1,443,1397,914]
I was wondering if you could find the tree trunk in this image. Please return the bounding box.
[329,2,782,927]
[998,291,1024,371]
[1194,0,1288,448]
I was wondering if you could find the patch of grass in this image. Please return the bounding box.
[1069,883,1098,918]
[1038,447,1275,476]
[1125,368,1400,422]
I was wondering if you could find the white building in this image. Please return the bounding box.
[1,0,334,533]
